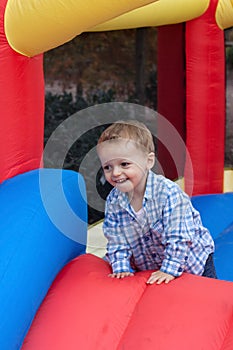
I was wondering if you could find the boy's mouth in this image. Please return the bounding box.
[114,178,128,184]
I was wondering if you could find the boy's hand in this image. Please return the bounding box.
[108,272,134,279]
[147,270,175,285]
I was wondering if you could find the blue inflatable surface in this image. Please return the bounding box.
[0,169,87,350]
[191,193,233,282]
[191,193,233,239]
[214,222,233,282]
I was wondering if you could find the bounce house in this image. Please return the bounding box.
[1,0,233,349]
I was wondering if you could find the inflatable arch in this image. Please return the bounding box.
[1,0,233,349]
[1,0,233,193]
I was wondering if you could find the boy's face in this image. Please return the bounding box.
[97,139,155,196]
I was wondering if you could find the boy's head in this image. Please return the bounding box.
[97,120,155,154]
[97,120,155,194]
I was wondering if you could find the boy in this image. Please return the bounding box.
[97,120,216,284]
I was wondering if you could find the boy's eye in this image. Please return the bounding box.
[103,165,111,171]
[121,162,130,167]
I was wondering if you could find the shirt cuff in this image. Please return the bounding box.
[112,259,131,274]
[160,258,184,277]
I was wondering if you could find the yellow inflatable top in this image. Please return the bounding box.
[4,0,233,57]
[90,0,209,31]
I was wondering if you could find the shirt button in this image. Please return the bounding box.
[178,267,182,272]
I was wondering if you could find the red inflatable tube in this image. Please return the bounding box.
[185,0,225,195]
[22,254,233,350]
[0,0,44,183]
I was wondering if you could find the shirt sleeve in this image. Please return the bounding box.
[160,186,195,277]
[103,197,132,274]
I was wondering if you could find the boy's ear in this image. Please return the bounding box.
[147,152,155,169]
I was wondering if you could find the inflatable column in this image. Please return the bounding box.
[157,24,186,180]
[0,0,44,183]
[185,0,225,195]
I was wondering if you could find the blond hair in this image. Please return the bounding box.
[98,120,155,153]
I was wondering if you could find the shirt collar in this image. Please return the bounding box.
[114,170,156,209]
[144,170,156,201]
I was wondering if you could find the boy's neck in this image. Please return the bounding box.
[130,197,143,212]
[128,189,145,212]
[127,173,148,211]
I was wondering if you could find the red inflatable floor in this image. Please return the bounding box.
[22,254,233,350]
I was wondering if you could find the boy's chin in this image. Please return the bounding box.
[115,182,133,193]
[115,185,129,193]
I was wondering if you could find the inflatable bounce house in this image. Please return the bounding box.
[1,0,233,349]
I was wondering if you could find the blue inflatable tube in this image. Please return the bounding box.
[0,169,87,350]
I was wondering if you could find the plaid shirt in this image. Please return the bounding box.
[103,171,214,277]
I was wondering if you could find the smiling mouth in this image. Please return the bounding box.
[114,178,128,184]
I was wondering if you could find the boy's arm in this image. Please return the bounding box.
[160,188,194,277]
[160,241,189,277]
[103,199,132,274]
[105,239,132,274]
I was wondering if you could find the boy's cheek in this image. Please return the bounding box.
[105,175,112,184]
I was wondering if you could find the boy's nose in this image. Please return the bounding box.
[112,166,121,177]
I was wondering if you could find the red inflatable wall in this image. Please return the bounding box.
[0,0,44,183]
[185,0,225,195]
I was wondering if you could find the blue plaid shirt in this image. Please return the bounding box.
[103,171,214,277]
